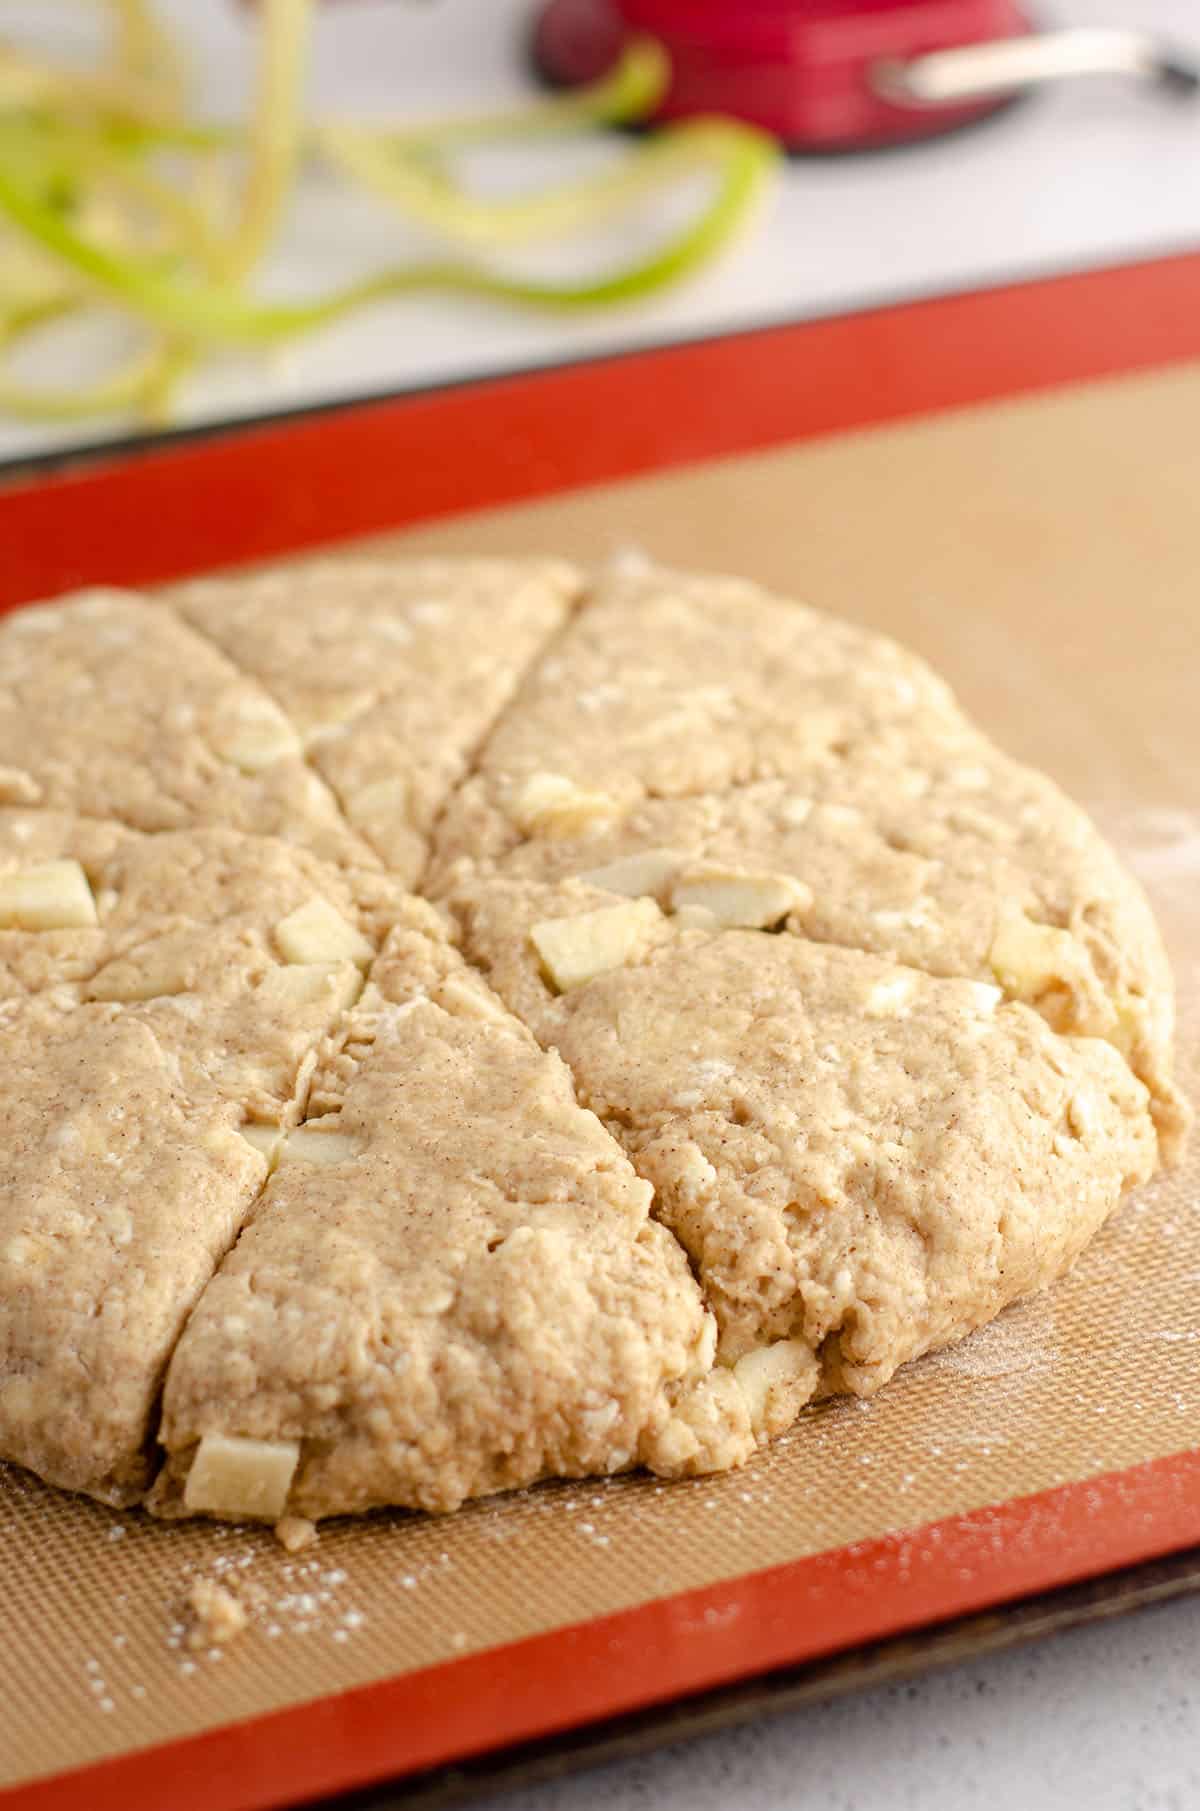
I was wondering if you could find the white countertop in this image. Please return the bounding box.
[1,0,1198,464]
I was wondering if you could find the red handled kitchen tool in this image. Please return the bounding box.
[533,0,1198,150]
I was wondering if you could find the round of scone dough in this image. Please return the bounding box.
[0,558,1189,1523]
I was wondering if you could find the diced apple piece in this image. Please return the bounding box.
[213,707,302,773]
[256,960,364,1013]
[669,867,811,930]
[1067,1089,1100,1139]
[274,897,373,968]
[578,847,683,900]
[816,803,862,830]
[0,859,98,930]
[434,972,512,1023]
[732,1339,819,1437]
[531,898,662,993]
[864,973,917,1018]
[183,1431,300,1520]
[989,913,1082,999]
[1110,995,1150,1059]
[509,772,620,839]
[237,1123,284,1166]
[671,904,719,931]
[278,1125,365,1165]
[779,796,812,827]
[0,767,41,805]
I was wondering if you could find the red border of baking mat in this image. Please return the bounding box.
[2,248,1200,608]
[2,248,1200,1811]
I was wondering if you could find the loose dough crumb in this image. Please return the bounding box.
[184,1579,247,1650]
[275,1516,318,1553]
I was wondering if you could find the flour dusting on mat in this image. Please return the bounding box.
[919,1301,1058,1384]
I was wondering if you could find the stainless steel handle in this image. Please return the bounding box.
[871,28,1199,110]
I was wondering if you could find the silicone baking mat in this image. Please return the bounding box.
[1,253,1199,1811]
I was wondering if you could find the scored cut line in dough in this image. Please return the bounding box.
[431,561,968,879]
[169,560,581,885]
[0,813,406,1125]
[0,823,410,1501]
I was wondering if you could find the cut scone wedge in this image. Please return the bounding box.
[171,559,579,884]
[438,726,1188,1160]
[431,560,967,881]
[452,887,1160,1452]
[0,997,274,1504]
[0,589,371,867]
[151,902,727,1523]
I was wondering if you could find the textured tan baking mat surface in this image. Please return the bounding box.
[3,363,1198,1792]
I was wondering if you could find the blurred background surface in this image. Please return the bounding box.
[0,0,1196,464]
